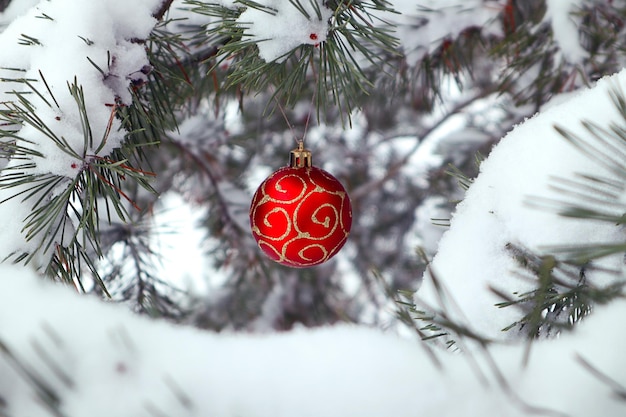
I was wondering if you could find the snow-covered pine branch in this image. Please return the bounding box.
[417,69,626,342]
[2,57,626,417]
[0,0,168,280]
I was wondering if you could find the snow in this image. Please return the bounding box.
[0,0,38,28]
[388,0,502,66]
[151,193,210,292]
[545,0,587,64]
[1,262,626,416]
[410,196,450,254]
[386,0,586,67]
[236,0,333,63]
[417,70,626,341]
[167,0,585,74]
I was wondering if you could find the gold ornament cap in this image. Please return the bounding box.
[289,141,312,168]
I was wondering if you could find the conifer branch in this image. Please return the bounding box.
[198,0,400,120]
[351,87,497,200]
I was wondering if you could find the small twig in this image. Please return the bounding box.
[153,0,175,21]
[169,140,247,235]
[351,87,497,201]
[0,0,11,14]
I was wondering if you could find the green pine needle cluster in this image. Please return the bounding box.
[189,0,399,120]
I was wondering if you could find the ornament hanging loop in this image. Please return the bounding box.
[289,140,312,168]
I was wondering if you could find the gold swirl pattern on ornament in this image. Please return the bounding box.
[250,171,306,242]
[306,171,351,233]
[292,196,340,240]
[261,171,307,204]
[251,167,351,266]
[251,206,291,241]
[257,239,285,260]
[298,244,328,262]
[277,192,348,265]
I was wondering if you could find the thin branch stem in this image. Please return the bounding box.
[153,0,175,21]
[169,140,247,235]
[351,87,497,200]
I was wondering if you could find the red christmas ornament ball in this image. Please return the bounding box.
[249,146,352,268]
